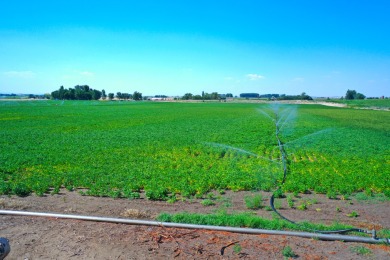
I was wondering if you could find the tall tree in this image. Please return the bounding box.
[182,93,193,100]
[345,89,365,100]
[92,89,102,100]
[355,93,366,99]
[133,91,142,101]
[59,86,65,99]
[345,89,357,100]
[211,92,219,100]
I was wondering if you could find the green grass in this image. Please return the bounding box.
[346,211,359,218]
[156,211,390,236]
[354,192,389,202]
[157,211,390,240]
[0,100,389,198]
[244,194,263,209]
[201,199,215,206]
[350,245,372,255]
[326,98,390,109]
[282,246,297,258]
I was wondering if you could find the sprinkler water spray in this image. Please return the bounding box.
[269,104,378,237]
[204,142,281,163]
[204,104,386,240]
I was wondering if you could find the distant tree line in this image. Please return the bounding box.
[240,93,259,98]
[259,94,280,98]
[278,92,313,100]
[239,92,312,100]
[182,92,232,100]
[51,85,102,100]
[0,93,18,97]
[114,91,142,100]
[0,93,50,99]
[51,86,143,101]
[42,87,385,102]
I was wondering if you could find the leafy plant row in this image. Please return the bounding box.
[0,101,389,199]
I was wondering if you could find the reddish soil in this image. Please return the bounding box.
[1,190,389,259]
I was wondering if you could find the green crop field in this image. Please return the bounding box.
[0,100,389,199]
[326,98,390,109]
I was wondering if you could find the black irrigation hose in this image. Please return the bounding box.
[270,110,375,237]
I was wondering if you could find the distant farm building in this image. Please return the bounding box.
[148,95,174,101]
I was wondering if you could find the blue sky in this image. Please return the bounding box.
[1,1,389,97]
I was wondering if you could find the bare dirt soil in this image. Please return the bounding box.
[1,190,389,259]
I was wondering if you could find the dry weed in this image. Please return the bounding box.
[120,208,155,219]
[0,198,27,209]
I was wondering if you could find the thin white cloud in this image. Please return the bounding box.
[3,71,36,78]
[324,70,341,79]
[292,77,305,82]
[79,71,94,77]
[246,74,265,80]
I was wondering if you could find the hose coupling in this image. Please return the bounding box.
[371,229,377,239]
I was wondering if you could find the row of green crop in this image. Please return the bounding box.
[326,98,390,109]
[0,101,389,199]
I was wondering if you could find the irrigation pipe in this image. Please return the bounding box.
[1,210,389,244]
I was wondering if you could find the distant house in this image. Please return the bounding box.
[149,97,165,101]
[240,93,259,98]
[148,95,174,101]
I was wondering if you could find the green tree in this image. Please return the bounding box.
[102,89,106,100]
[108,93,114,100]
[182,93,193,100]
[122,93,132,100]
[92,89,102,100]
[356,93,366,99]
[68,88,76,100]
[345,89,365,100]
[51,90,59,99]
[59,85,66,99]
[345,89,357,100]
[300,92,313,100]
[50,85,101,100]
[133,91,142,101]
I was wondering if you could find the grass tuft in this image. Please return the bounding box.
[282,246,297,258]
[244,194,263,209]
[350,245,372,255]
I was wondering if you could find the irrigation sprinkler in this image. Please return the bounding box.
[205,104,383,238]
[268,104,377,237]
